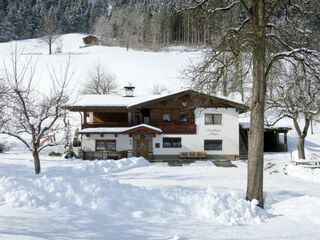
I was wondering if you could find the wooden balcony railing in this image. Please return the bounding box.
[151,123,196,134]
[82,122,197,135]
[82,122,134,129]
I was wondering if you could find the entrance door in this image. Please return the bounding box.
[137,140,149,158]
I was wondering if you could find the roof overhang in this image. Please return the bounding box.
[128,90,249,113]
[242,125,292,133]
[65,90,249,113]
[65,106,127,112]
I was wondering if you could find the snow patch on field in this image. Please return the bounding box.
[271,195,320,225]
[284,163,320,182]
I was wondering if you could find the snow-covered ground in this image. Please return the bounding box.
[1,128,320,240]
[0,33,200,97]
[1,34,320,239]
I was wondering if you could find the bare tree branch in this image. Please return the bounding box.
[1,50,72,174]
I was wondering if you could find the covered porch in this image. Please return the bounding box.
[78,124,162,160]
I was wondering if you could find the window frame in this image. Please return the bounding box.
[162,114,171,123]
[163,137,182,148]
[95,140,117,151]
[179,114,188,123]
[204,140,223,151]
[205,114,222,125]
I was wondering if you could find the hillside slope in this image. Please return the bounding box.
[0,33,199,96]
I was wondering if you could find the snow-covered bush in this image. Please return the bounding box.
[65,145,76,159]
[72,128,81,147]
[48,151,62,157]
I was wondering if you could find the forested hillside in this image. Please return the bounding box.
[0,0,225,48]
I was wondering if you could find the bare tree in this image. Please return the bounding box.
[38,7,61,55]
[81,63,119,95]
[183,0,320,208]
[149,83,169,95]
[0,78,8,129]
[1,49,72,174]
[266,61,320,159]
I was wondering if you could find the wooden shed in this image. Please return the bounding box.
[240,125,291,156]
[263,127,291,152]
[82,35,99,46]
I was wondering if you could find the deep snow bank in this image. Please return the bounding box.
[0,157,267,225]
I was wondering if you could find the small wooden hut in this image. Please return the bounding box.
[82,35,99,46]
[240,125,291,153]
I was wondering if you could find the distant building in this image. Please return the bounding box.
[82,35,99,46]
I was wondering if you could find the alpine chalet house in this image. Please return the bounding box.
[67,87,248,160]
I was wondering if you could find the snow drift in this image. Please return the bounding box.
[0,157,267,226]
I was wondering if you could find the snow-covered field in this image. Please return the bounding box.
[1,34,320,239]
[0,33,199,97]
[1,129,320,240]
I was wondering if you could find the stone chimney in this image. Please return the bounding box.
[124,86,135,97]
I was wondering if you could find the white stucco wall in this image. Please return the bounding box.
[81,133,132,152]
[153,108,239,156]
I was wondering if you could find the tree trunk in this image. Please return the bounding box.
[293,118,310,160]
[246,0,266,209]
[33,151,41,174]
[297,137,306,159]
[49,36,52,55]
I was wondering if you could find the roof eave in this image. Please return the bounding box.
[64,106,128,111]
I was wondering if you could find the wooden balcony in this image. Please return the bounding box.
[151,123,196,134]
[81,122,197,135]
[82,122,134,129]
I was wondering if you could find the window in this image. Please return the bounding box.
[163,114,171,122]
[143,116,150,124]
[205,114,222,125]
[155,143,160,148]
[134,113,140,123]
[204,140,222,150]
[96,140,116,151]
[163,138,181,148]
[180,114,187,122]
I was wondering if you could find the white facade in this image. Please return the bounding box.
[153,108,239,156]
[82,134,132,152]
[81,107,240,158]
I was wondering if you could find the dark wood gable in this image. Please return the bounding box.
[129,90,248,113]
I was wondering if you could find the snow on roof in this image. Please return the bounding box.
[70,90,247,110]
[240,122,292,131]
[124,124,162,133]
[79,124,162,134]
[240,108,293,130]
[71,90,185,109]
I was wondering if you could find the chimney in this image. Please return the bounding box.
[124,86,135,97]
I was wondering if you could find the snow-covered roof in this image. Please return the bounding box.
[240,122,292,132]
[71,94,164,109]
[67,90,248,112]
[79,124,162,134]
